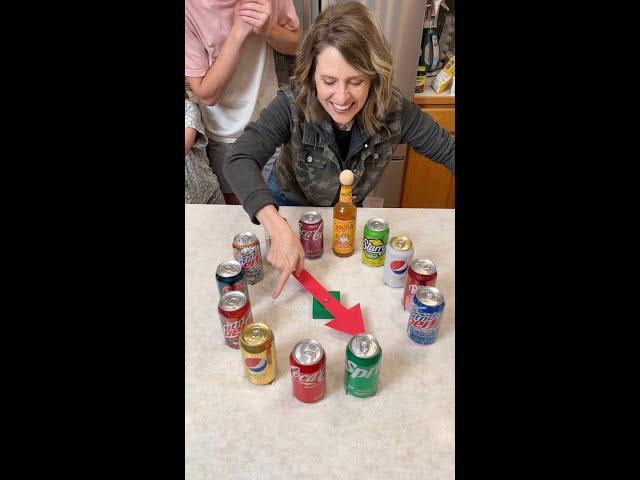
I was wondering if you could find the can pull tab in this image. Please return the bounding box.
[360,341,369,354]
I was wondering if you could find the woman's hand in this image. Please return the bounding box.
[256,205,305,298]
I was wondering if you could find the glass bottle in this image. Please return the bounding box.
[332,170,357,257]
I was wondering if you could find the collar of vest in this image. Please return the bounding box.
[301,113,393,148]
[288,83,402,148]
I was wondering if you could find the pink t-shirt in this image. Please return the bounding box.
[185,0,299,142]
[185,0,299,77]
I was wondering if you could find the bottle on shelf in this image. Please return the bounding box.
[332,170,357,257]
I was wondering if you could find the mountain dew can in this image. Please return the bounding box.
[362,218,389,267]
[344,333,382,397]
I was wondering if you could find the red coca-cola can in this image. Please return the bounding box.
[217,291,253,349]
[402,258,438,311]
[299,211,323,259]
[290,339,325,403]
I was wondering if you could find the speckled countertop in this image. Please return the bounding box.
[185,205,455,479]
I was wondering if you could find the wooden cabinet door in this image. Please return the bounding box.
[400,106,455,208]
[422,107,455,134]
[401,147,455,208]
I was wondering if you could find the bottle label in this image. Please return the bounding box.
[333,219,355,253]
[339,185,352,203]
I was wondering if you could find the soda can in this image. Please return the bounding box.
[402,258,438,311]
[240,322,277,385]
[383,235,414,287]
[290,339,325,403]
[407,286,445,345]
[362,218,390,267]
[232,232,263,284]
[299,211,324,259]
[344,333,382,398]
[215,259,249,300]
[217,291,253,349]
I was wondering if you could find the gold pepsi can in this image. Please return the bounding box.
[239,322,277,385]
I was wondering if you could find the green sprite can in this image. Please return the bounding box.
[362,218,390,267]
[344,333,382,397]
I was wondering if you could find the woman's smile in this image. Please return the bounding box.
[314,46,370,126]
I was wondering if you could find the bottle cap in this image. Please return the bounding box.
[339,170,354,185]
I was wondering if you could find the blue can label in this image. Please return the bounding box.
[407,295,445,345]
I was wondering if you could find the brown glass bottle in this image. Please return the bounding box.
[332,170,357,257]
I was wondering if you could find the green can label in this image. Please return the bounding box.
[362,218,389,267]
[345,360,380,397]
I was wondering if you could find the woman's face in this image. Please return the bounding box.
[314,46,370,126]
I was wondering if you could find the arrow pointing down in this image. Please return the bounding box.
[293,268,366,335]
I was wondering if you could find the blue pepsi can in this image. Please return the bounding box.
[407,286,445,345]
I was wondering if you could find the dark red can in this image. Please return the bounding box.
[217,291,253,348]
[299,211,323,259]
[402,258,438,311]
[290,339,325,403]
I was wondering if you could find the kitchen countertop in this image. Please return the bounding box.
[414,76,455,105]
[185,205,455,479]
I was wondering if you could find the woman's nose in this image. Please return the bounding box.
[331,83,350,102]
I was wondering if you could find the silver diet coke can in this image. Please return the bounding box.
[232,232,264,284]
[383,235,414,288]
[299,211,323,259]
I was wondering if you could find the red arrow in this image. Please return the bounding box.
[293,268,365,335]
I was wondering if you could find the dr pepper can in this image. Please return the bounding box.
[215,259,249,300]
[402,258,438,311]
[290,339,326,403]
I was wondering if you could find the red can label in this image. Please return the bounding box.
[402,262,438,311]
[221,279,246,296]
[299,212,323,259]
[218,302,252,349]
[289,339,325,403]
[290,364,325,403]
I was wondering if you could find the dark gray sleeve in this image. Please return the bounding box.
[400,97,455,175]
[224,91,293,224]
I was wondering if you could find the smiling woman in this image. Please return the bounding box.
[293,1,392,136]
[314,47,370,130]
[223,0,455,299]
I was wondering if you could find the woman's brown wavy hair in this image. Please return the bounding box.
[292,1,394,136]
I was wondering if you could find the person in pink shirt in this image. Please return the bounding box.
[185,0,300,204]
